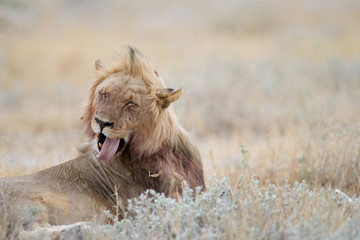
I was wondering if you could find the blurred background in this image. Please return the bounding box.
[0,0,359,192]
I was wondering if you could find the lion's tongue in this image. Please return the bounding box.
[96,137,120,162]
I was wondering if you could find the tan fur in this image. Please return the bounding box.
[0,46,204,238]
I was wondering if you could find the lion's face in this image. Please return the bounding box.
[90,74,152,161]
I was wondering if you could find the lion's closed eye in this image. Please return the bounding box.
[98,91,108,101]
[124,100,137,107]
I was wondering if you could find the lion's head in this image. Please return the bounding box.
[81,47,183,162]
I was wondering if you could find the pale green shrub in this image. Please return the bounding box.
[102,176,360,239]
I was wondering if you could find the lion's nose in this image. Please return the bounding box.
[95,117,114,132]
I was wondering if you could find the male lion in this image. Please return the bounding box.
[0,46,205,239]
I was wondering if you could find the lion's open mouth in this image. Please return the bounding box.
[96,133,125,162]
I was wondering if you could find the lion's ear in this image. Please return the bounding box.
[156,88,182,108]
[94,59,106,77]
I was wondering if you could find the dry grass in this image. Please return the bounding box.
[0,0,359,237]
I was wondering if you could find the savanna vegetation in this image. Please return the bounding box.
[0,0,359,239]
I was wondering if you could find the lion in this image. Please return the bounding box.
[0,46,205,239]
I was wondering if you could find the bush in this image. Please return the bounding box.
[102,176,360,239]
